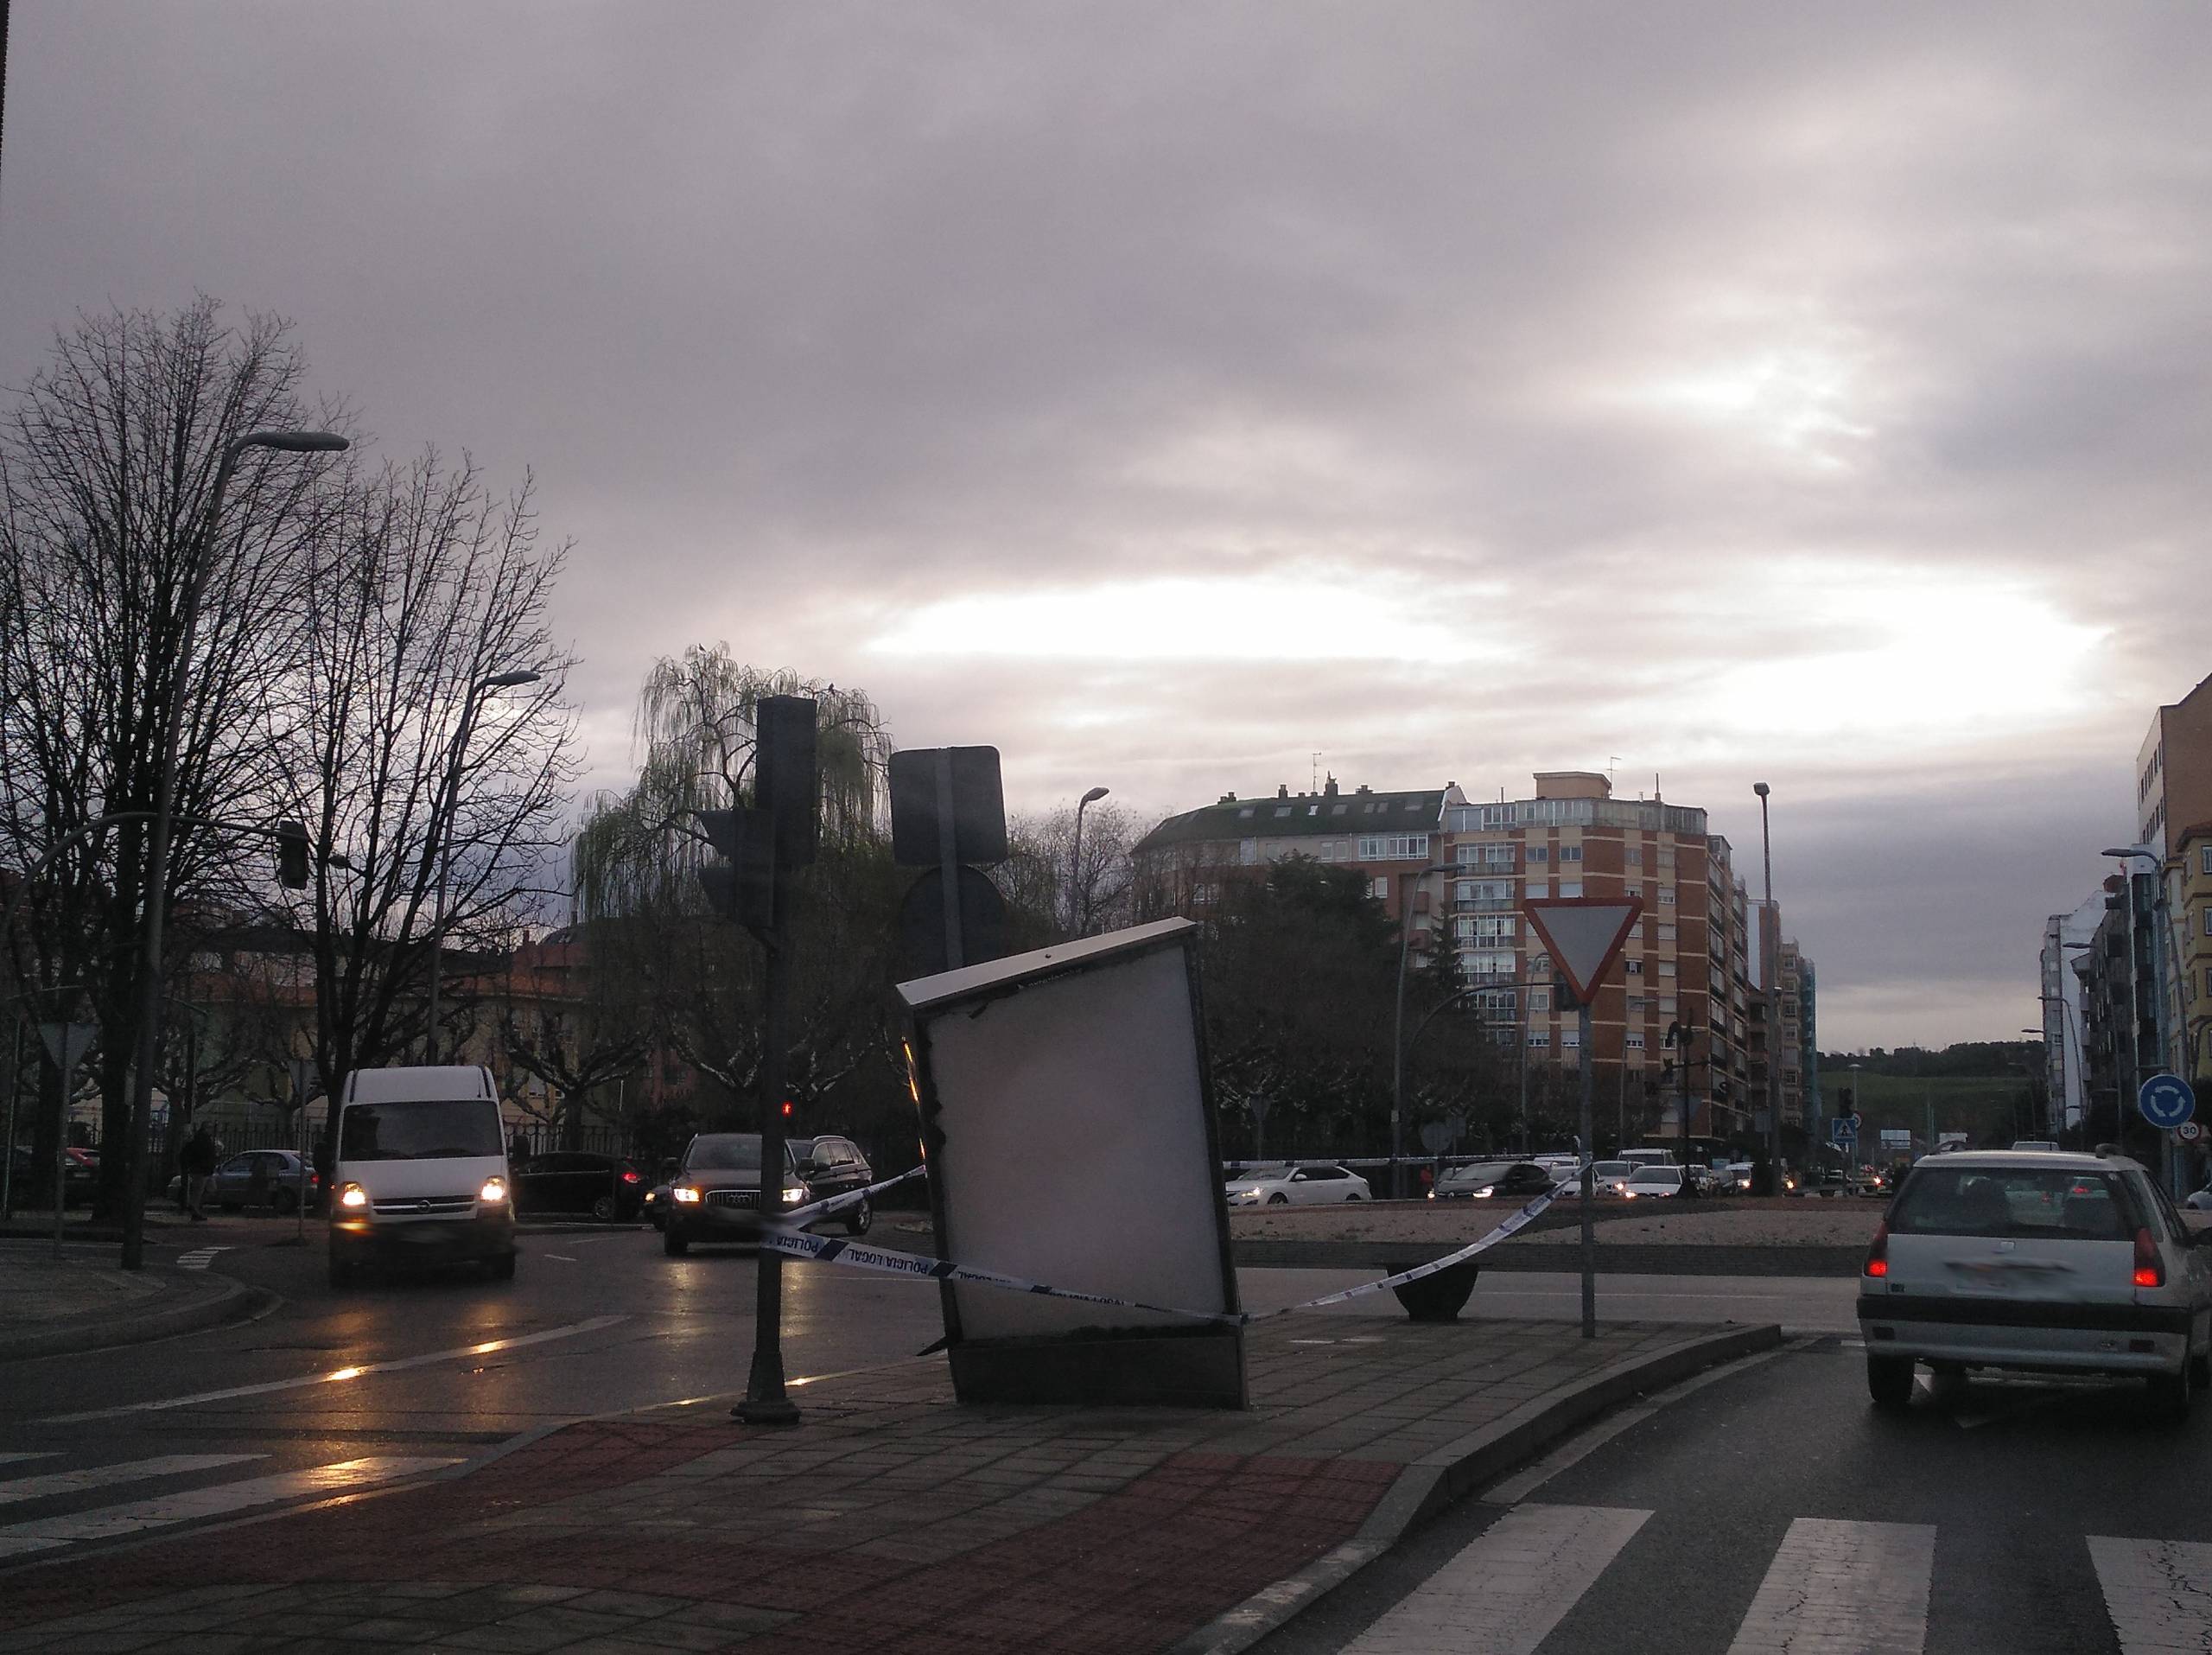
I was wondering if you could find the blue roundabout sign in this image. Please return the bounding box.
[2138,1073,2196,1131]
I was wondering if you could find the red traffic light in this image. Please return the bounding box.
[779,1100,794,1118]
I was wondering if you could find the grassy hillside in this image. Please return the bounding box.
[1821,1070,2039,1154]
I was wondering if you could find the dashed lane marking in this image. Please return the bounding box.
[38,1314,629,1423]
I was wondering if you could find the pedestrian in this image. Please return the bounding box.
[181,1125,217,1222]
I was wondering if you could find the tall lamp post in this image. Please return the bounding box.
[1391,863,1457,1198]
[123,430,348,1270]
[1069,786,1109,937]
[1753,782,1783,1181]
[423,669,542,1062]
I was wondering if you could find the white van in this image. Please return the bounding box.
[327,1066,514,1288]
[1621,1148,1675,1168]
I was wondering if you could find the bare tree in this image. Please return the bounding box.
[268,451,579,1122]
[0,301,344,1213]
[1003,799,1143,939]
[493,930,649,1150]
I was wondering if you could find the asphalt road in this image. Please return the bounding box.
[1255,1337,2212,1654]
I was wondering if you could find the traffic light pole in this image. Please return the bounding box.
[738,904,799,1426]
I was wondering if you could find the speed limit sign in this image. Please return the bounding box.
[2177,1120,2202,1143]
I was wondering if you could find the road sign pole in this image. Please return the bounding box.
[1578,996,1595,1340]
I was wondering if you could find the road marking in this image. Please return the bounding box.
[1727,1517,1935,1654]
[175,1246,232,1270]
[0,1454,58,1467]
[0,1456,460,1558]
[1341,1503,1650,1654]
[2088,1536,2212,1652]
[544,1254,578,1262]
[0,1454,262,1506]
[1484,1347,1792,1505]
[39,1314,629,1423]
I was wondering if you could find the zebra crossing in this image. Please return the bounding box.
[1339,1502,2212,1655]
[174,1245,232,1270]
[0,1448,459,1562]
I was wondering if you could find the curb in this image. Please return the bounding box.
[1230,1240,1864,1277]
[1168,1321,1786,1655]
[0,1268,261,1363]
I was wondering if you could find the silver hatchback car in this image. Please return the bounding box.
[1858,1150,2212,1420]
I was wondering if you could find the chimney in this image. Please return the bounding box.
[1278,784,1290,799]
[1323,774,1339,797]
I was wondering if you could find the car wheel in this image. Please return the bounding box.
[1267,1193,1289,1205]
[1345,1192,1363,1201]
[591,1194,617,1222]
[2190,1345,2211,1391]
[274,1188,299,1216]
[2149,1366,2193,1425]
[664,1225,690,1257]
[846,1196,873,1237]
[1866,1354,1914,1411]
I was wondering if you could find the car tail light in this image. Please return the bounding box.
[1863,1221,1889,1278]
[2133,1226,2164,1289]
[622,1169,641,1184]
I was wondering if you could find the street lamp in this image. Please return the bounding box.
[123,430,348,1270]
[424,669,543,1062]
[1390,863,1457,1199]
[1069,786,1109,937]
[1753,782,1783,1181]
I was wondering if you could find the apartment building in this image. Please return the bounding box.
[2171,822,2212,1088]
[1131,779,1467,932]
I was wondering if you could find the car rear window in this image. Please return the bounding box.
[1889,1167,2135,1241]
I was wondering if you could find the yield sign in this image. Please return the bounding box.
[1522,898,1645,1004]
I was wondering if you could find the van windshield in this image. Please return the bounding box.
[340,1099,504,1162]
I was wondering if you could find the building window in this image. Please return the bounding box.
[1626,847,1643,867]
[1660,996,1677,1015]
[1658,959,1677,977]
[1465,950,1517,977]
[1371,876,1389,900]
[1658,887,1676,906]
[1561,1027,1581,1048]
[1530,954,1550,975]
[1559,844,1583,863]
[1526,844,1549,863]
[1559,880,1583,898]
[1657,924,1676,942]
[1529,988,1551,1011]
[1240,839,1258,864]
[1528,1029,1552,1049]
[1473,916,1516,940]
[2202,906,2212,939]
[1455,843,1483,866]
[1627,996,1648,1014]
[1478,990,1518,1013]
[1525,880,1550,899]
[1237,806,1255,818]
[1624,960,1643,976]
[1625,1031,1646,1049]
[1357,833,1430,861]
[2202,844,2212,875]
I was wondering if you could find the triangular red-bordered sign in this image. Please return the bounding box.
[1522,897,1646,1005]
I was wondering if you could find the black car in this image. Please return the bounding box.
[663,1132,873,1255]
[1429,1160,1560,1201]
[512,1150,646,1222]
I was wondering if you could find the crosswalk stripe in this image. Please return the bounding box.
[0,1455,461,1558]
[2088,1535,2212,1652]
[0,1454,262,1506]
[1727,1517,1935,1654]
[175,1246,231,1270]
[1342,1502,1652,1654]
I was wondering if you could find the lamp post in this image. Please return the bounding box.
[1390,863,1457,1198]
[1753,782,1783,1180]
[123,430,348,1270]
[423,669,542,1062]
[1069,786,1109,936]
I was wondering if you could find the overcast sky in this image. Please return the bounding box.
[4,3,2207,1051]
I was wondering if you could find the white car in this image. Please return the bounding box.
[1858,1150,2212,1420]
[1588,1159,1636,1196]
[1225,1163,1372,1206]
[1622,1165,1686,1200]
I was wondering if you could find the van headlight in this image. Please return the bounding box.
[782,1185,808,1206]
[671,1185,702,1204]
[337,1182,368,1210]
[479,1177,508,1205]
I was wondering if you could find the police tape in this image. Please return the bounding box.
[760,1182,1564,1324]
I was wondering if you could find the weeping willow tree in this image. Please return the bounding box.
[572,647,904,1136]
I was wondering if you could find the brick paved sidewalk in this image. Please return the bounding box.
[0,1316,1777,1655]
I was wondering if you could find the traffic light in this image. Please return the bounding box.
[753,696,818,869]
[696,807,776,928]
[276,820,311,889]
[779,1099,794,1122]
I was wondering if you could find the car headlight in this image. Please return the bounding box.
[782,1186,808,1206]
[337,1182,367,1210]
[1474,1186,1495,1198]
[671,1185,702,1204]
[479,1177,508,1205]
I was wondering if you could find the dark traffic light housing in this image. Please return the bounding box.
[696,806,777,929]
[276,820,311,888]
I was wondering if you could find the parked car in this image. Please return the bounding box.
[1622,1164,1687,1200]
[1533,1154,1583,1184]
[8,1143,96,1206]
[1429,1161,1559,1201]
[208,1149,321,1214]
[1224,1163,1371,1206]
[1859,1149,2212,1421]
[512,1150,646,1222]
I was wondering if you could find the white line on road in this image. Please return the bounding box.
[39,1314,629,1423]
[1341,1503,1651,1655]
[0,1454,263,1506]
[2088,1535,2212,1652]
[175,1247,232,1270]
[543,1254,578,1262]
[1727,1517,1935,1654]
[0,1454,59,1467]
[0,1456,460,1558]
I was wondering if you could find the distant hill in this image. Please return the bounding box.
[1816,1041,2044,1153]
